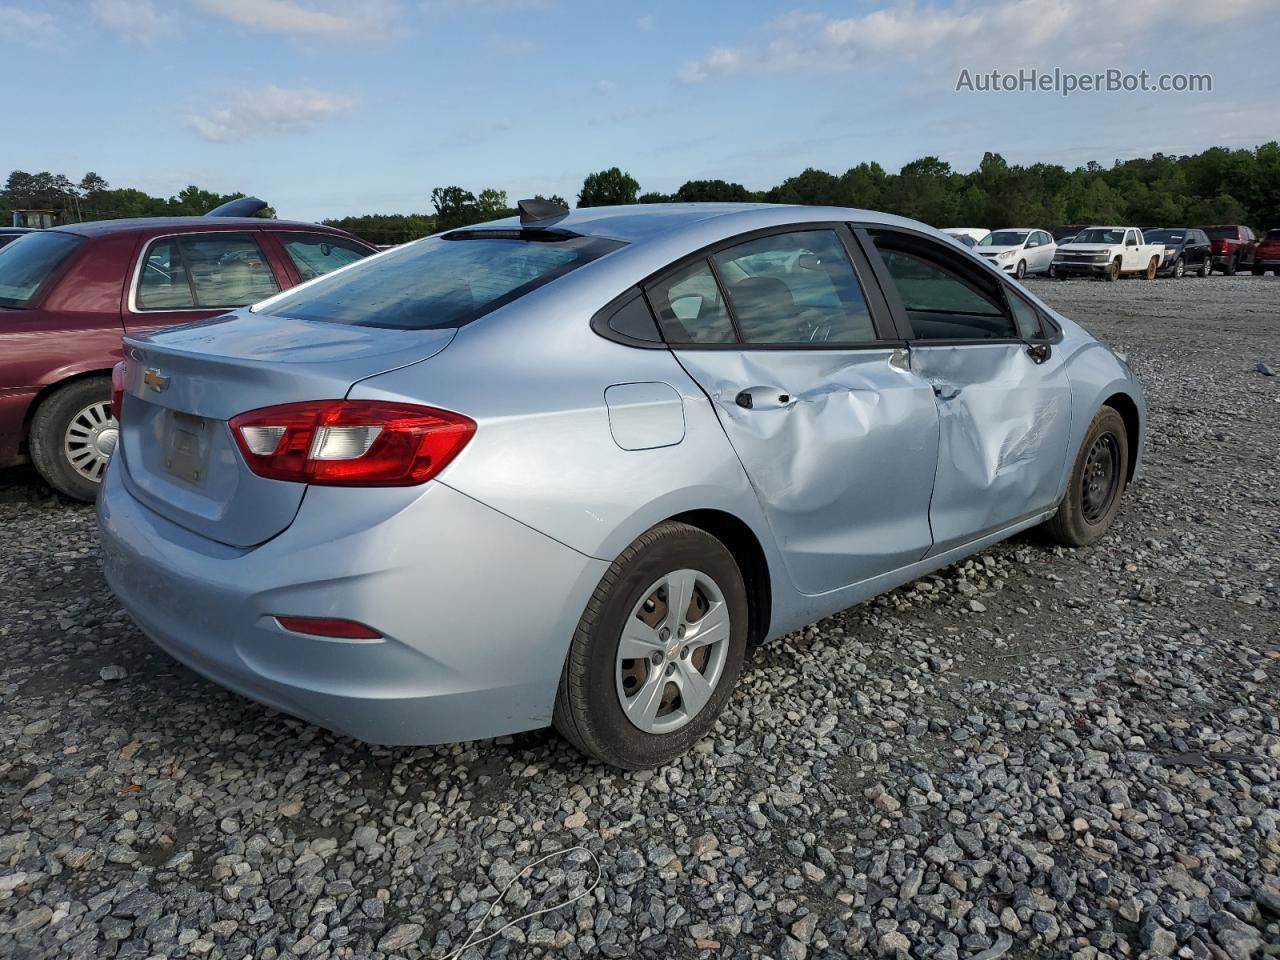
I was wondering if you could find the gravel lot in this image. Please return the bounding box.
[2,276,1277,960]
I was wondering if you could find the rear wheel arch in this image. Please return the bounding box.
[23,368,117,443]
[668,509,772,647]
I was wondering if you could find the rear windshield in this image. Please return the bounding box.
[1204,227,1238,239]
[979,231,1028,247]
[1266,230,1280,242]
[0,231,83,308]
[261,230,624,330]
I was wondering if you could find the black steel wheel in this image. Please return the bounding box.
[1041,407,1130,546]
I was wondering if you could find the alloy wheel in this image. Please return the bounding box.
[63,400,118,483]
[615,569,730,735]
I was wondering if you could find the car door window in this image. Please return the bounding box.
[136,238,195,309]
[873,243,1017,340]
[137,233,280,310]
[280,233,370,282]
[648,259,737,344]
[712,230,876,344]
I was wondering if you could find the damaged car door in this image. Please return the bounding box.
[864,228,1072,553]
[646,226,940,595]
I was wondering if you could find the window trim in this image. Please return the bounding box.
[589,287,667,350]
[128,230,282,314]
[638,221,904,351]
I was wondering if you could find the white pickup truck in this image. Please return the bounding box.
[1052,226,1166,280]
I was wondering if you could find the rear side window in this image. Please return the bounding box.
[873,243,1016,340]
[136,233,280,310]
[262,231,623,330]
[0,231,82,308]
[712,230,875,344]
[648,260,737,344]
[279,233,370,281]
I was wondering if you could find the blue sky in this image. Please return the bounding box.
[3,0,1278,221]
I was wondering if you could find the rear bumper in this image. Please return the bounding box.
[98,460,608,745]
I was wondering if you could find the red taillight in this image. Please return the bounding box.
[275,616,382,639]
[111,361,126,420]
[229,400,475,486]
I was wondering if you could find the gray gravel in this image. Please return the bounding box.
[2,275,1278,960]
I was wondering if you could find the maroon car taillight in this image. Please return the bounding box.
[229,400,475,486]
[111,361,126,420]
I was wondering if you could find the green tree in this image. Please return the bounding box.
[674,179,751,202]
[577,167,640,207]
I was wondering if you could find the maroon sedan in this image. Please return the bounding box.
[0,217,375,500]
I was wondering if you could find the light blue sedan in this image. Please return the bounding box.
[99,201,1145,768]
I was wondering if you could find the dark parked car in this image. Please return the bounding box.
[1252,230,1280,275]
[1052,224,1088,243]
[1145,228,1212,278]
[0,227,36,251]
[1200,225,1257,275]
[0,217,375,500]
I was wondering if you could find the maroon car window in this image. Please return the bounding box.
[0,232,83,308]
[279,234,370,282]
[136,232,280,310]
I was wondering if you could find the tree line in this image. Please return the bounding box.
[5,141,1278,248]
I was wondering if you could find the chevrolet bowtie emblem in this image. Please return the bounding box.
[143,368,170,393]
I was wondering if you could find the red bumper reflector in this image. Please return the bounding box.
[111,361,126,420]
[274,616,382,639]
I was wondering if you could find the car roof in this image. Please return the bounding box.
[0,226,36,234]
[50,217,349,238]
[461,202,928,246]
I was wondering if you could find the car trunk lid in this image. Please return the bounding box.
[118,310,454,547]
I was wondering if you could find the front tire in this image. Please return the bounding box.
[554,522,749,769]
[1042,407,1129,547]
[1015,259,1026,280]
[1105,258,1121,281]
[29,377,118,502]
[1171,257,1185,278]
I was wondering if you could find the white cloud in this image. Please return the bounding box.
[0,4,57,45]
[678,0,1270,83]
[421,0,554,14]
[91,0,174,44]
[196,0,399,36]
[188,86,354,143]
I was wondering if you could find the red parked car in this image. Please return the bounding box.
[1252,229,1280,275]
[1199,225,1257,275]
[0,217,376,500]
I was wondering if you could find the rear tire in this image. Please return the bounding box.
[554,522,749,769]
[1253,266,1265,276]
[29,377,117,503]
[1224,255,1237,276]
[1200,257,1212,277]
[1041,407,1129,547]
[1145,257,1158,280]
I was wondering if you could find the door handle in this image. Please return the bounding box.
[1026,343,1052,364]
[734,386,794,410]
